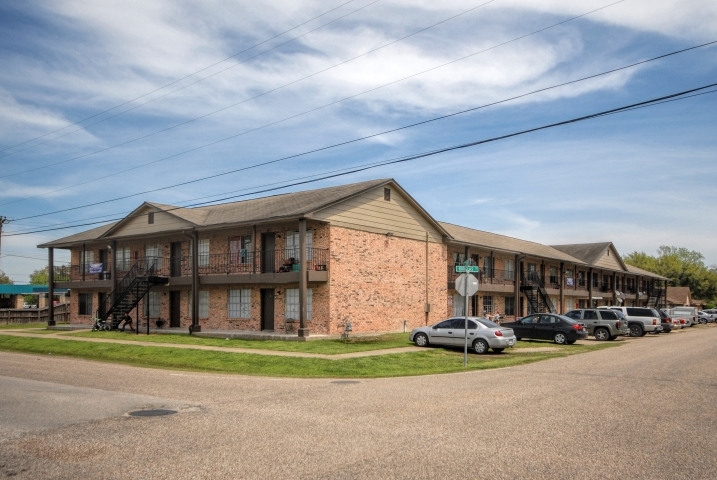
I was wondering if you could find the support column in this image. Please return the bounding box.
[519,260,525,316]
[82,243,86,282]
[612,272,618,306]
[588,267,593,308]
[298,218,309,338]
[513,254,520,318]
[48,248,55,326]
[110,240,117,302]
[252,225,257,274]
[635,276,640,306]
[191,230,201,333]
[559,262,564,314]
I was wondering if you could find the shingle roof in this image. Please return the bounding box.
[625,264,669,280]
[39,179,413,247]
[666,286,692,305]
[550,243,613,265]
[439,222,586,264]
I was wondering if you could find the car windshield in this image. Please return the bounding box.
[477,319,498,328]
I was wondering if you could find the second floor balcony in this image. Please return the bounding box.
[54,248,329,286]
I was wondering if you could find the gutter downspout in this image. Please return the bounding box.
[183,230,200,333]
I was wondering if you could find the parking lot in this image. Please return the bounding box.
[1,325,716,479]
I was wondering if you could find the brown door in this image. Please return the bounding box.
[261,289,274,331]
[170,291,181,328]
[170,242,182,277]
[261,233,275,273]
[98,249,108,279]
[98,292,106,318]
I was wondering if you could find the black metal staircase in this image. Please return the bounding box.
[520,272,555,314]
[96,258,168,329]
[647,288,663,309]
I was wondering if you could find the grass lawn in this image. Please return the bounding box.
[0,336,618,378]
[0,323,49,330]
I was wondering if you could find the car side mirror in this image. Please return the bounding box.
[431,326,437,330]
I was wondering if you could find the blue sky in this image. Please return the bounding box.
[0,0,716,282]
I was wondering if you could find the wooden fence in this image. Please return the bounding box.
[0,304,70,325]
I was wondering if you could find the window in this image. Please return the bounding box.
[583,310,598,320]
[505,296,515,316]
[229,235,252,264]
[116,247,131,271]
[147,291,160,317]
[188,291,209,318]
[549,267,558,285]
[436,319,453,329]
[285,231,313,261]
[565,269,574,287]
[78,293,93,315]
[228,289,251,318]
[598,310,618,320]
[145,244,160,269]
[384,187,391,201]
[198,239,210,267]
[148,212,154,224]
[452,252,465,265]
[505,258,515,280]
[483,257,493,278]
[482,295,493,315]
[565,296,574,311]
[593,272,599,288]
[82,251,94,273]
[565,311,581,319]
[452,294,465,316]
[285,288,312,320]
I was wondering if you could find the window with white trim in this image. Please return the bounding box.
[188,290,209,318]
[147,291,160,317]
[116,247,131,271]
[198,238,210,267]
[285,231,313,261]
[483,257,493,278]
[452,294,465,317]
[78,293,93,315]
[505,258,515,280]
[82,251,94,273]
[285,288,312,320]
[229,235,251,264]
[228,289,251,318]
[145,244,160,269]
[482,295,493,315]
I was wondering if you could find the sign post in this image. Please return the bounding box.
[455,260,479,367]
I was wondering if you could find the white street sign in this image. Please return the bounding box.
[455,273,479,297]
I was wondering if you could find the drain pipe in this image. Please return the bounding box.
[183,230,200,333]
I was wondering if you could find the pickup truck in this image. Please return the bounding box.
[599,306,663,337]
[565,309,630,340]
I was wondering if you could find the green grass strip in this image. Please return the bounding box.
[0,323,49,330]
[0,336,617,378]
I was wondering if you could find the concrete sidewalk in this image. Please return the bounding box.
[0,328,565,358]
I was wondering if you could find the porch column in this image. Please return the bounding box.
[513,255,520,318]
[559,262,564,314]
[635,276,640,306]
[191,230,201,333]
[110,240,117,301]
[82,243,86,281]
[588,267,593,307]
[48,248,55,326]
[612,272,617,306]
[252,225,257,274]
[298,218,309,337]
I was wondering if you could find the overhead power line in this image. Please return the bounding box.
[0,0,498,178]
[5,81,716,238]
[0,0,362,156]
[6,40,713,224]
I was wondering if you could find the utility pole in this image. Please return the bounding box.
[0,217,9,256]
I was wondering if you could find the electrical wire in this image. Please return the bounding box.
[0,0,628,207]
[0,0,360,155]
[4,81,715,238]
[6,40,713,223]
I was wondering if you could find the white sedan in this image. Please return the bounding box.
[409,317,516,354]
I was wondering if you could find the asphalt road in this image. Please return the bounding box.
[1,326,715,479]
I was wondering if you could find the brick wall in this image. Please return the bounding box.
[328,225,447,334]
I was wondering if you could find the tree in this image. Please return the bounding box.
[624,246,717,303]
[29,267,49,285]
[0,269,12,284]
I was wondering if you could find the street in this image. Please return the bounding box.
[1,326,716,479]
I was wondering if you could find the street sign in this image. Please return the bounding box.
[455,273,479,297]
[455,265,479,273]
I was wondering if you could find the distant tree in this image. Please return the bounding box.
[0,269,12,284]
[624,246,717,303]
[29,267,49,285]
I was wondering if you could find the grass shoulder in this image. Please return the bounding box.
[0,335,618,378]
[0,323,49,330]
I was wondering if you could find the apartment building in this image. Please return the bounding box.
[40,178,668,334]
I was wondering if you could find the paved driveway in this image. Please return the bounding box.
[0,326,715,479]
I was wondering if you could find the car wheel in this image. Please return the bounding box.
[414,333,429,347]
[553,332,568,345]
[594,328,610,341]
[492,348,504,353]
[629,324,643,337]
[473,339,489,354]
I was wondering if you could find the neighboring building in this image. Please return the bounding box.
[39,179,669,334]
[665,286,704,309]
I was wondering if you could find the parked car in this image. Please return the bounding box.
[654,309,673,333]
[669,307,698,326]
[600,307,663,337]
[564,308,630,340]
[696,311,715,324]
[501,313,587,345]
[409,317,517,354]
[664,308,695,327]
[703,308,717,319]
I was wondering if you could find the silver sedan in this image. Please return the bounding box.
[409,317,517,354]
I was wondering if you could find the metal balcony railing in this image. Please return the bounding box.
[447,266,516,285]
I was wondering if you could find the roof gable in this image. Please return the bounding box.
[551,242,628,271]
[102,202,197,239]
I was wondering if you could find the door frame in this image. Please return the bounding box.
[260,288,275,331]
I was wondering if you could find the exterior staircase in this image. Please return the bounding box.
[96,259,168,329]
[520,271,555,314]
